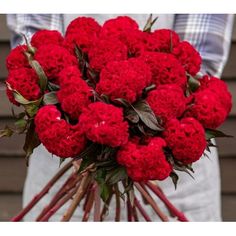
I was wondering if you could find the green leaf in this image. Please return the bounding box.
[125,109,139,123]
[131,100,164,131]
[170,171,179,190]
[143,14,158,32]
[0,126,14,138]
[205,129,233,140]
[43,91,59,105]
[188,75,200,92]
[14,118,27,131]
[106,167,127,185]
[99,183,110,202]
[24,104,39,117]
[29,60,48,92]
[48,82,60,91]
[23,121,40,166]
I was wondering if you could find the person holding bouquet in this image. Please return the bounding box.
[6,14,234,221]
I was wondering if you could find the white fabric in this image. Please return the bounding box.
[23,14,221,222]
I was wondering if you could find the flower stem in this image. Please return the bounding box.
[61,173,91,222]
[82,183,95,222]
[134,197,152,222]
[134,183,169,222]
[93,184,101,222]
[11,159,73,222]
[145,181,188,222]
[114,184,121,222]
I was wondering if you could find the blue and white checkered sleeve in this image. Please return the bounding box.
[174,14,234,77]
[6,14,64,48]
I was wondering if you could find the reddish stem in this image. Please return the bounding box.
[11,159,73,222]
[145,181,188,222]
[126,194,133,222]
[93,184,101,222]
[134,183,169,222]
[134,197,152,222]
[39,186,78,221]
[36,174,81,221]
[82,184,95,222]
[114,184,121,222]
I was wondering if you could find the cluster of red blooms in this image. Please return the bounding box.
[5,16,232,182]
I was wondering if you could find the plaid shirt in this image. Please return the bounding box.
[7,14,234,77]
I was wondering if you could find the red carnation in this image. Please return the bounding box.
[79,102,129,147]
[172,41,202,76]
[141,52,187,89]
[34,44,77,83]
[198,75,232,114]
[57,71,92,120]
[65,17,101,54]
[146,84,186,123]
[88,38,128,72]
[6,68,41,104]
[31,30,64,49]
[96,58,152,103]
[6,45,29,71]
[117,137,172,182]
[184,89,228,129]
[163,118,207,164]
[35,105,86,158]
[145,29,180,52]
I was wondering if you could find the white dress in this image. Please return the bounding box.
[22,14,221,221]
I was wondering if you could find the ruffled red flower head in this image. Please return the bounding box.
[79,102,129,147]
[163,118,207,164]
[117,137,172,181]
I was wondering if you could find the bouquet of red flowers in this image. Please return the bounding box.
[1,15,232,222]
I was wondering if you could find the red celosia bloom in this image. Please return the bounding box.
[31,30,64,49]
[146,84,186,123]
[6,45,29,71]
[64,17,101,54]
[57,79,92,120]
[79,102,129,147]
[163,118,207,164]
[100,16,139,38]
[198,75,232,114]
[172,41,202,76]
[184,89,228,129]
[58,66,83,87]
[145,29,180,52]
[141,52,187,89]
[34,105,86,158]
[117,137,172,181]
[96,58,152,103]
[34,44,77,83]
[6,68,41,104]
[88,38,128,72]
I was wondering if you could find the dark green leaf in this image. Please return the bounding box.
[23,121,40,166]
[143,14,158,32]
[99,183,110,202]
[125,109,139,123]
[131,100,164,131]
[24,104,39,117]
[43,91,59,105]
[29,60,48,92]
[14,118,27,131]
[59,158,66,167]
[48,82,60,91]
[106,167,127,185]
[188,75,200,92]
[205,128,233,140]
[170,171,179,190]
[114,98,130,108]
[0,126,14,138]
[143,84,156,95]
